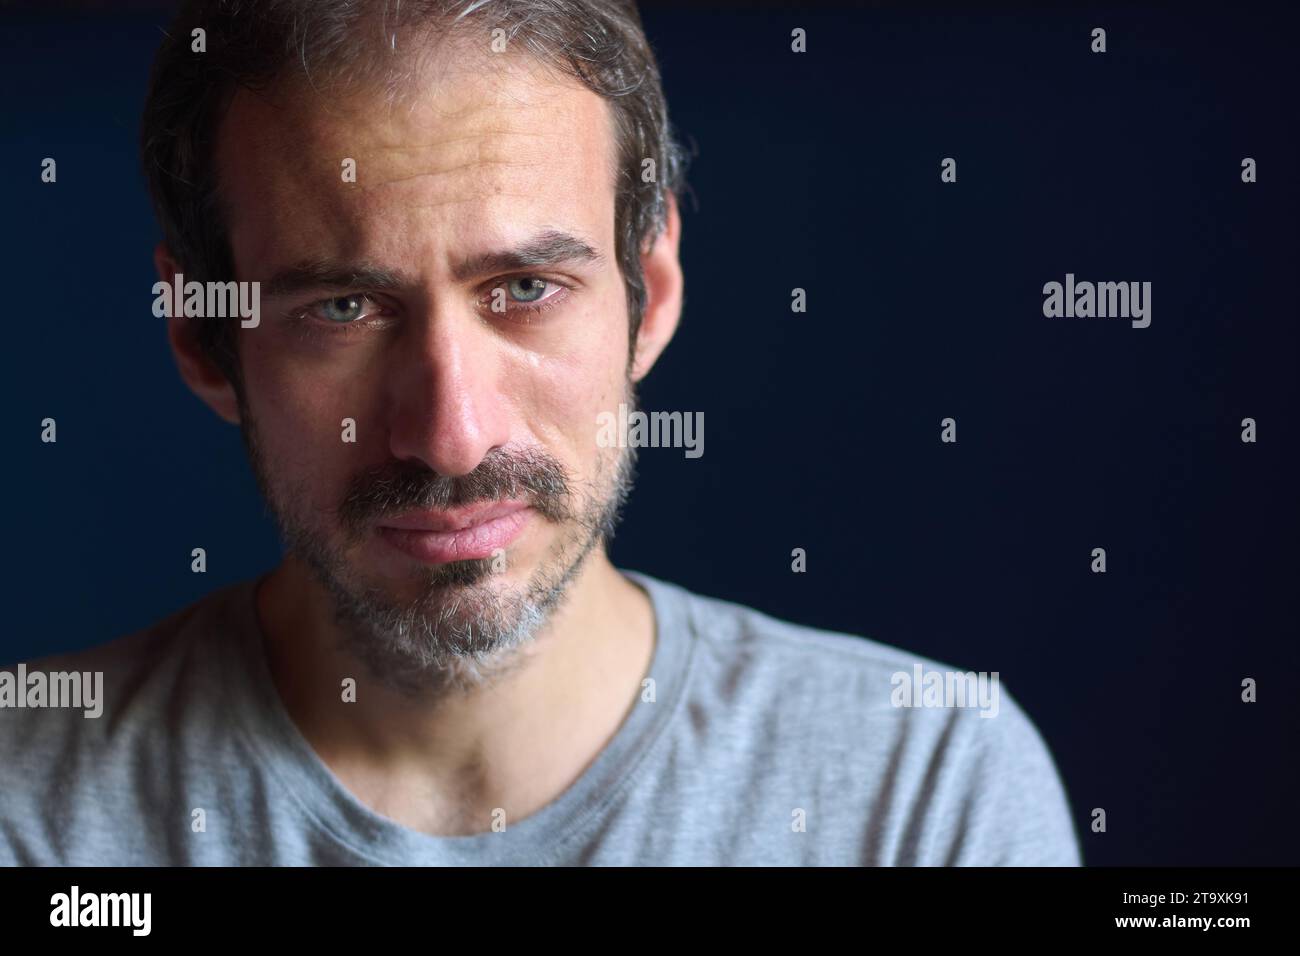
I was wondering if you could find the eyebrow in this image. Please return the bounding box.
[262,261,408,299]
[261,229,604,299]
[451,229,604,282]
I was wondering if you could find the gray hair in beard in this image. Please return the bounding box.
[239,387,639,698]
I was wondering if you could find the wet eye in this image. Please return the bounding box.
[319,295,372,323]
[480,276,571,318]
[507,277,549,302]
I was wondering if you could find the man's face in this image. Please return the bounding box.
[212,43,638,691]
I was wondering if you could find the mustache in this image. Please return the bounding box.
[336,446,573,538]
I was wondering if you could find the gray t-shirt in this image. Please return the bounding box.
[0,570,1082,866]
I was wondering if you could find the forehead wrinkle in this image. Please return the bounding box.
[359,115,555,146]
[351,120,560,181]
[351,193,565,216]
[361,158,549,192]
[215,47,620,275]
[368,132,531,152]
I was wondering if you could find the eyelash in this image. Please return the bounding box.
[288,276,571,333]
[485,277,571,319]
[287,295,391,335]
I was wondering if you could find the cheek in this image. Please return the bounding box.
[516,291,630,471]
[240,343,368,504]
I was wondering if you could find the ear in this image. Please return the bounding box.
[155,241,242,425]
[630,191,684,382]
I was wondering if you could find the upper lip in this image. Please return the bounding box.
[377,500,529,533]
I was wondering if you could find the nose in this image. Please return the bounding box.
[384,306,512,478]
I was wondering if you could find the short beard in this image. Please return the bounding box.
[240,383,640,698]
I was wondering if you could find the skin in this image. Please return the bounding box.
[155,41,684,836]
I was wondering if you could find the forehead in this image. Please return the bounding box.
[213,43,618,277]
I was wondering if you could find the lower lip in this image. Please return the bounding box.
[377,508,531,564]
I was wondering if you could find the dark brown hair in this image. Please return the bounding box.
[141,0,690,385]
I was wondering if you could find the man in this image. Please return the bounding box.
[0,0,1081,866]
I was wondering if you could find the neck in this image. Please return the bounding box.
[254,550,655,836]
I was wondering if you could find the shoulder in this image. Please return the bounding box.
[634,569,984,716]
[629,571,1083,865]
[0,582,256,864]
[0,582,248,732]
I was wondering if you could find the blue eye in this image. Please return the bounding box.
[507,277,548,302]
[320,295,369,323]
[487,276,570,318]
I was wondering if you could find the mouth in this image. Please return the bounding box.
[375,501,532,565]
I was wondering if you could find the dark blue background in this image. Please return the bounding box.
[2,1,1296,866]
